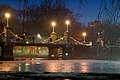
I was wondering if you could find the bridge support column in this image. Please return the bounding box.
[2,26,14,60]
[62,31,74,59]
[2,44,14,60]
[62,45,74,59]
[48,47,59,60]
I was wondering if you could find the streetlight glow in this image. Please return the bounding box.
[65,20,70,25]
[5,13,10,18]
[82,32,87,42]
[51,21,56,26]
[82,32,86,37]
[65,20,70,32]
[51,21,56,33]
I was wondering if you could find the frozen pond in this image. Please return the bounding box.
[0,60,120,73]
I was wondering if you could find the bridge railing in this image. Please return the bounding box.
[13,46,49,58]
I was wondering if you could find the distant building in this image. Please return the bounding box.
[88,20,103,28]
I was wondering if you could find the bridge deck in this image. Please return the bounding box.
[13,43,91,48]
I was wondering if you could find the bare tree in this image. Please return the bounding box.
[17,0,28,34]
[25,0,73,37]
[77,0,120,43]
[98,0,120,24]
[97,0,120,43]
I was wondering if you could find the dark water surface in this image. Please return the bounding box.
[0,60,120,73]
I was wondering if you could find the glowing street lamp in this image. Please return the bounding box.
[65,20,70,32]
[51,21,56,33]
[82,32,87,42]
[97,32,100,38]
[5,12,10,27]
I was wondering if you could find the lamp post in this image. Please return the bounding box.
[65,20,70,32]
[5,13,10,27]
[82,32,86,43]
[51,21,56,33]
[3,12,14,60]
[4,12,11,44]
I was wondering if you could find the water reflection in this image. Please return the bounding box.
[0,62,17,71]
[18,62,31,72]
[1,60,120,73]
[25,63,30,71]
[80,62,89,73]
[80,65,89,73]
[18,64,21,71]
[44,63,60,72]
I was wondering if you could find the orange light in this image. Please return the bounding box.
[5,13,10,18]
[51,21,56,27]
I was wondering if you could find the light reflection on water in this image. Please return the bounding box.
[1,60,120,73]
[17,61,89,72]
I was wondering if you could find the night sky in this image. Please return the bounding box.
[0,0,101,25]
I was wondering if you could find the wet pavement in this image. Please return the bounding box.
[0,59,120,73]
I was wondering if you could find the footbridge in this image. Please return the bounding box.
[0,14,92,60]
[0,28,92,60]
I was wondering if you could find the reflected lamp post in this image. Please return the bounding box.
[65,20,70,32]
[51,21,56,33]
[82,32,86,43]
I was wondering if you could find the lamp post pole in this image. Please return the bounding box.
[7,17,9,27]
[84,36,85,42]
[2,12,14,60]
[4,13,11,44]
[62,20,74,59]
[67,24,68,32]
[53,25,55,33]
